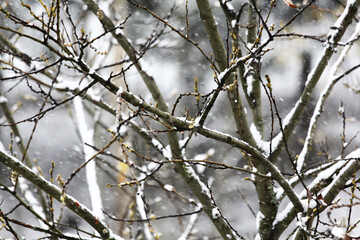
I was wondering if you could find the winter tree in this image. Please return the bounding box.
[1,0,360,239]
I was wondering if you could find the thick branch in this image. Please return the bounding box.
[296,20,360,172]
[196,0,254,143]
[273,153,360,238]
[79,61,303,235]
[271,0,360,162]
[116,85,303,214]
[81,2,242,238]
[0,150,120,240]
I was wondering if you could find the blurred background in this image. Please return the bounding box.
[1,0,360,239]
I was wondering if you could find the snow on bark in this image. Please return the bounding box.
[273,200,294,226]
[212,207,221,219]
[163,184,175,192]
[136,181,155,240]
[296,20,360,172]
[185,162,212,198]
[54,76,82,91]
[0,95,8,103]
[296,212,309,230]
[244,62,254,96]
[275,151,360,229]
[0,149,123,239]
[256,211,265,231]
[331,226,346,238]
[0,145,48,228]
[250,123,270,156]
[321,149,360,199]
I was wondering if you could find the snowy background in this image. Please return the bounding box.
[1,0,360,239]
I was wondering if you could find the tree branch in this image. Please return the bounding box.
[0,150,122,240]
[271,0,360,162]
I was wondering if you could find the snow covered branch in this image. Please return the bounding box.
[0,150,122,240]
[270,0,360,161]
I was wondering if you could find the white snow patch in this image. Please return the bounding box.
[231,19,236,28]
[164,184,174,192]
[151,138,164,151]
[270,101,299,152]
[246,76,254,96]
[300,199,316,210]
[275,176,299,200]
[30,61,44,71]
[282,103,297,127]
[250,123,270,156]
[256,211,265,231]
[193,116,201,127]
[332,226,346,238]
[0,96,8,103]
[217,67,229,81]
[115,28,123,35]
[54,77,81,91]
[179,137,189,148]
[118,125,128,136]
[108,229,125,240]
[88,68,95,75]
[296,212,309,229]
[322,159,357,198]
[212,207,221,219]
[136,183,154,240]
[162,145,172,159]
[186,165,212,198]
[273,202,294,226]
[345,148,360,158]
